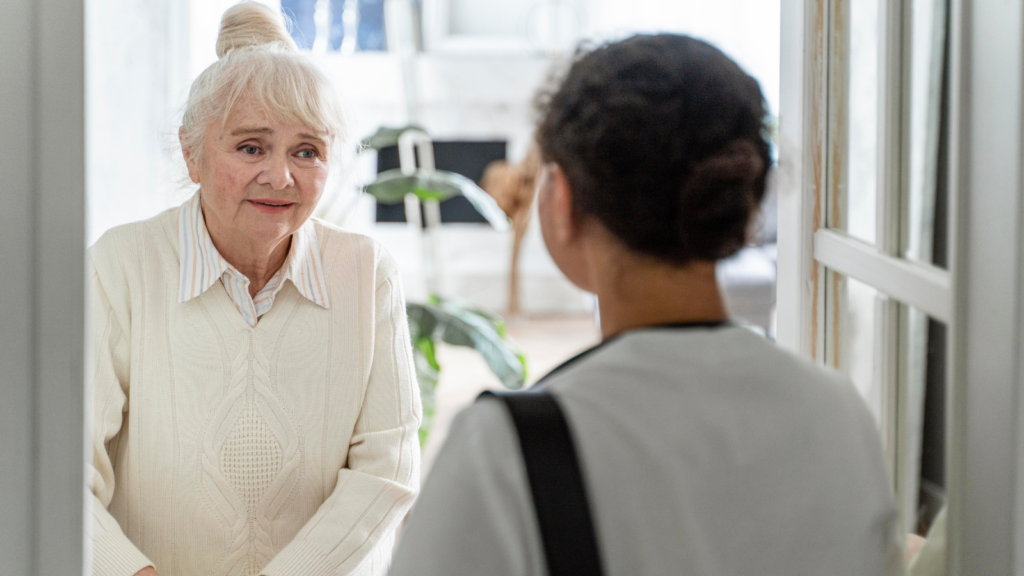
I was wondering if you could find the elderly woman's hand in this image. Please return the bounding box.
[133,567,159,576]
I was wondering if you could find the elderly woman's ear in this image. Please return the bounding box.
[179,126,200,185]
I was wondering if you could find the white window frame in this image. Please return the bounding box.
[779,0,1024,573]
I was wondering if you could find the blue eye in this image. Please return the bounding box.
[241,145,259,155]
[298,149,316,159]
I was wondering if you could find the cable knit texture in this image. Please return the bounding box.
[87,205,422,576]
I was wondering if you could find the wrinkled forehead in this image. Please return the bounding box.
[218,77,339,143]
[219,94,332,144]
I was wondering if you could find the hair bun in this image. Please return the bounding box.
[216,1,297,59]
[676,139,769,259]
[690,140,766,186]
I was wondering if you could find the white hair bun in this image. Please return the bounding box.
[216,1,297,59]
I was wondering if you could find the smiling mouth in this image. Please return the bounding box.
[248,199,295,213]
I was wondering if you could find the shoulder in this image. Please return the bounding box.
[88,206,178,326]
[390,395,541,576]
[553,325,851,388]
[722,330,878,429]
[546,326,876,434]
[422,395,534,529]
[89,206,178,283]
[420,395,530,497]
[452,396,521,456]
[408,397,527,527]
[311,218,401,285]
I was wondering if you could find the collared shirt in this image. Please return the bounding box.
[177,191,330,326]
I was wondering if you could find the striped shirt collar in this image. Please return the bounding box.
[177,191,330,325]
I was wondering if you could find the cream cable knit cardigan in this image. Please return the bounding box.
[88,206,422,576]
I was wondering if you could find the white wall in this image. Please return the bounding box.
[86,0,192,244]
[585,0,781,114]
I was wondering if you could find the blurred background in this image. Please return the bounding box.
[86,0,780,466]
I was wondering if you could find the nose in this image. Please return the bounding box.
[257,151,295,190]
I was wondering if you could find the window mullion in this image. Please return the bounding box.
[877,0,904,257]
[823,0,849,370]
[874,294,900,483]
[874,0,910,520]
[813,230,952,322]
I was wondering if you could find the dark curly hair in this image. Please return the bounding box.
[535,34,772,265]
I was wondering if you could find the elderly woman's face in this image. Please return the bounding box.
[185,96,331,247]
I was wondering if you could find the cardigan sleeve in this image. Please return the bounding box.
[262,251,422,576]
[87,251,156,576]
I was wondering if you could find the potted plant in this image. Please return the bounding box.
[362,126,527,444]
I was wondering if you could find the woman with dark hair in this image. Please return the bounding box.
[388,35,902,576]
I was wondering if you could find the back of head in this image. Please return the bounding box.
[535,34,771,265]
[180,1,346,166]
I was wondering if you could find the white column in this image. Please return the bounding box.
[0,0,86,574]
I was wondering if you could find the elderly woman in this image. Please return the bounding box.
[88,4,420,576]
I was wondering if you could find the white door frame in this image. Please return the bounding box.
[779,0,1024,572]
[776,0,826,360]
[948,0,1024,573]
[0,0,86,574]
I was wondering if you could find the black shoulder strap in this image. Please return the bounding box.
[480,390,605,576]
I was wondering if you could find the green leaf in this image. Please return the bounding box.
[407,299,527,391]
[364,169,511,231]
[432,296,507,338]
[412,336,440,447]
[412,187,449,202]
[415,336,441,373]
[407,300,439,342]
[360,125,426,151]
[407,299,527,445]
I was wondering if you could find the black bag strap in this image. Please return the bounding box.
[480,390,605,576]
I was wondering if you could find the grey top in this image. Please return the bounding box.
[389,325,903,576]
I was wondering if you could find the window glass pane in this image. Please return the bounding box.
[281,0,317,49]
[836,274,882,423]
[282,0,390,53]
[905,307,947,537]
[904,0,950,268]
[839,0,880,243]
[832,275,947,567]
